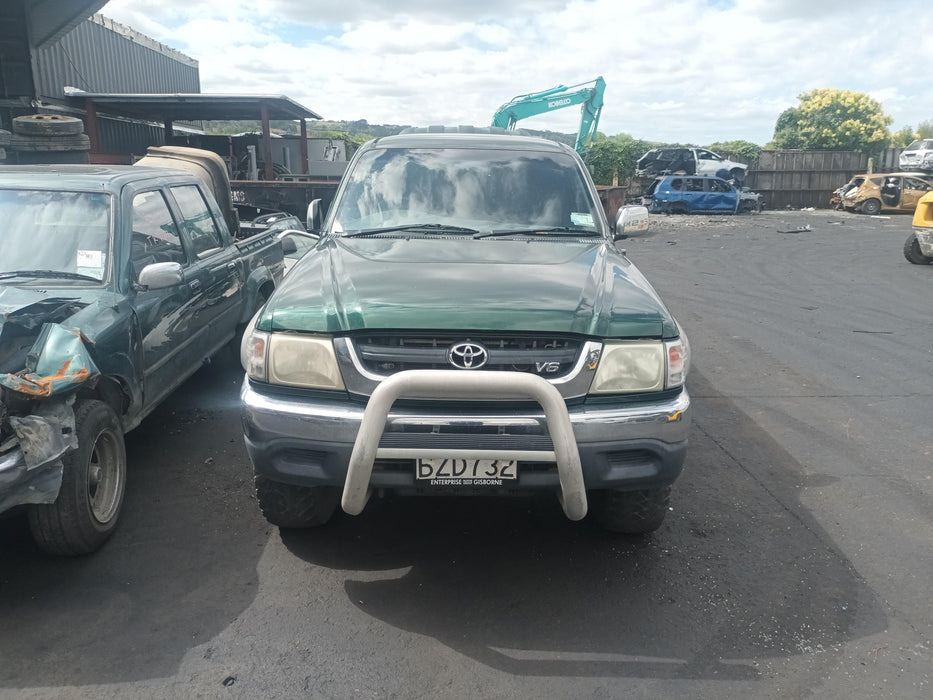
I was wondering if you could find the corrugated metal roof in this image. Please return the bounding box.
[65,93,323,121]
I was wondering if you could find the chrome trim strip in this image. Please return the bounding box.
[376,448,556,462]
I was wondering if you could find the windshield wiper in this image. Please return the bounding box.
[342,223,480,238]
[473,227,601,240]
[0,270,102,283]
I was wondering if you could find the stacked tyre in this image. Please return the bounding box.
[10,114,90,164]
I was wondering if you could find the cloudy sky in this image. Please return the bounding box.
[99,0,932,146]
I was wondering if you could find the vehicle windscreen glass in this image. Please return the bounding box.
[0,189,112,283]
[331,148,601,235]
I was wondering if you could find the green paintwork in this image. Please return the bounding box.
[260,236,678,339]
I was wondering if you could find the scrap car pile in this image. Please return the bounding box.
[633,146,764,215]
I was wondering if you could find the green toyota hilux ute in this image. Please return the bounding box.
[240,128,691,534]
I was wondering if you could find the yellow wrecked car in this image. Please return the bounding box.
[904,190,933,264]
[843,172,933,215]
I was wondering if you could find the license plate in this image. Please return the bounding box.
[416,458,517,485]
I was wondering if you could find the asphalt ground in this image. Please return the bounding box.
[0,209,930,699]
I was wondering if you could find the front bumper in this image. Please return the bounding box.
[0,447,63,514]
[241,371,691,518]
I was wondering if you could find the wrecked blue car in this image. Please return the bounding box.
[643,175,763,214]
[0,148,285,555]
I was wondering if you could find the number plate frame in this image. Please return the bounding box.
[416,458,518,484]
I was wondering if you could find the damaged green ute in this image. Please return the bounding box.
[1,161,285,554]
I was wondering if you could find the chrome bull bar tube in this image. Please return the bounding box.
[341,370,588,520]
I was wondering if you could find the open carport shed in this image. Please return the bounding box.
[66,92,323,180]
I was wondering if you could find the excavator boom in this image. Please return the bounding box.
[491,77,605,155]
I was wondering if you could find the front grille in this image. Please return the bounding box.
[351,333,583,378]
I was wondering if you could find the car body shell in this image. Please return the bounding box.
[899,139,933,172]
[644,175,761,214]
[635,147,747,180]
[842,172,933,214]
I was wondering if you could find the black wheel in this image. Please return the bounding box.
[255,476,339,528]
[669,202,689,215]
[12,114,85,137]
[588,486,671,534]
[28,400,126,555]
[860,198,882,215]
[903,233,933,265]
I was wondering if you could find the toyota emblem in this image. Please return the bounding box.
[447,341,488,369]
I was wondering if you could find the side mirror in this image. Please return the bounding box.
[614,205,650,240]
[138,262,183,290]
[306,198,322,232]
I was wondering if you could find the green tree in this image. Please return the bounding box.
[891,126,916,147]
[917,120,933,139]
[585,133,654,186]
[705,140,762,164]
[769,89,892,152]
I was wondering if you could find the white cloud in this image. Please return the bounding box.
[99,0,933,144]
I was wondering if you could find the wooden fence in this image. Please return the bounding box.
[741,147,905,210]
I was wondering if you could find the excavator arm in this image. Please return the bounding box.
[491,77,605,155]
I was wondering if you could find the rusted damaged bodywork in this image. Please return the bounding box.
[0,294,101,511]
[0,323,99,397]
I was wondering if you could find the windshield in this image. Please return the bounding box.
[906,140,933,151]
[0,189,112,283]
[330,147,601,235]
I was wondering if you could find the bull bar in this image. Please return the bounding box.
[341,370,588,520]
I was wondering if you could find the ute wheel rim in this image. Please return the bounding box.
[86,426,124,524]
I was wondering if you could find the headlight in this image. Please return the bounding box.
[590,336,689,394]
[590,341,664,393]
[243,328,345,390]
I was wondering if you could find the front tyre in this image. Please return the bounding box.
[28,400,126,555]
[903,233,933,264]
[588,486,671,534]
[255,476,339,528]
[860,198,882,215]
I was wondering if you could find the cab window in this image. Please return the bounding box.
[131,191,185,277]
[708,179,732,193]
[171,185,224,257]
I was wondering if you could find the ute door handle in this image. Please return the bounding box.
[227,261,237,271]
[189,279,202,292]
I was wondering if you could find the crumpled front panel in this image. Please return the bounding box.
[0,323,99,397]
